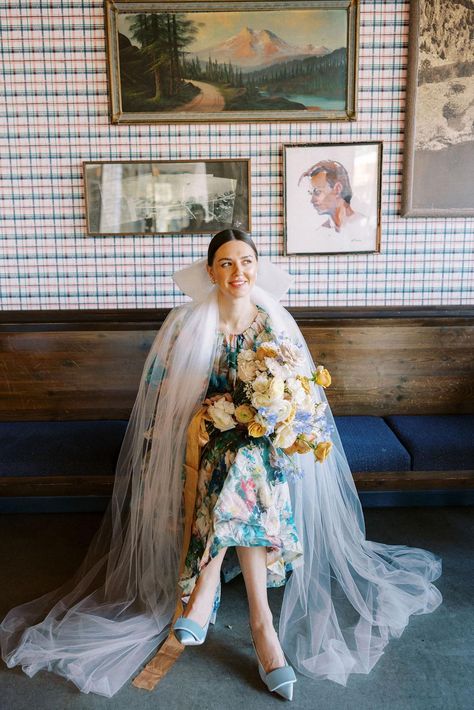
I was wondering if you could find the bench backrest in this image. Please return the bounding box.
[1,307,473,420]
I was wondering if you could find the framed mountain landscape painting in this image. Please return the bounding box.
[105,0,359,123]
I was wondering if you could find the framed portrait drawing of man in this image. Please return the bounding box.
[83,159,250,236]
[401,0,474,216]
[104,0,359,123]
[283,142,382,255]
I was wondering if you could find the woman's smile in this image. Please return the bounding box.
[207,239,258,300]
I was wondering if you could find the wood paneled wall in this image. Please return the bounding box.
[1,307,473,421]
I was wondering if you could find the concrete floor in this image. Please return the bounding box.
[0,506,473,710]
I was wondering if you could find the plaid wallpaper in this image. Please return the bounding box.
[0,0,473,310]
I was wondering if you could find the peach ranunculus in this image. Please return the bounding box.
[256,342,279,361]
[235,404,256,424]
[237,350,258,382]
[248,420,266,438]
[314,441,333,462]
[313,366,332,388]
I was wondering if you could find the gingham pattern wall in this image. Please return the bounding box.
[0,1,473,310]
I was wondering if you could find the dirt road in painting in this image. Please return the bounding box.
[175,80,225,112]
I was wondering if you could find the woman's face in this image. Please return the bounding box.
[207,240,258,300]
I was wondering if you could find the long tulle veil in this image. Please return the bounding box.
[0,263,442,696]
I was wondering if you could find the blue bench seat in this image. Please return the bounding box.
[334,416,411,472]
[0,421,128,477]
[385,415,474,471]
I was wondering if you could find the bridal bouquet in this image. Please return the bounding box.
[204,334,333,464]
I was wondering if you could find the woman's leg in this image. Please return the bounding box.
[236,546,286,673]
[183,546,227,626]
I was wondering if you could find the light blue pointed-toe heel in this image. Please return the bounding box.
[173,607,214,646]
[250,630,296,701]
[173,613,211,646]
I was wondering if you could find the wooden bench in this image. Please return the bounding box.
[1,306,473,511]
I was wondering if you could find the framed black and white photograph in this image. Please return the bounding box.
[283,142,382,255]
[402,0,474,217]
[83,159,250,236]
[105,0,359,123]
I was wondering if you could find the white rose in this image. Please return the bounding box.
[237,350,258,382]
[252,374,270,393]
[252,390,273,408]
[265,357,292,380]
[280,339,305,370]
[300,394,316,413]
[286,377,306,404]
[273,423,297,449]
[251,377,285,408]
[268,377,285,401]
[268,399,293,423]
[314,402,328,418]
[208,397,236,431]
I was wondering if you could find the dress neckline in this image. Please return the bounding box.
[218,306,262,337]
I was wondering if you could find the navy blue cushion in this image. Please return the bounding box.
[385,415,474,471]
[334,416,411,472]
[0,421,128,477]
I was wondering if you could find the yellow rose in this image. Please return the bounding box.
[284,436,313,456]
[313,366,331,388]
[295,437,313,454]
[315,441,333,462]
[296,375,311,394]
[248,421,266,438]
[256,343,279,361]
[235,404,256,424]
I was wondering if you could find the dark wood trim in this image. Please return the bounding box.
[1,470,473,498]
[353,470,474,491]
[1,305,473,333]
[0,475,115,497]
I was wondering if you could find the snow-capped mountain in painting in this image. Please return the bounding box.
[191,26,331,71]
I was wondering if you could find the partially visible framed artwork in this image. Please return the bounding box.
[83,159,250,235]
[283,142,382,255]
[402,0,474,216]
[105,0,359,123]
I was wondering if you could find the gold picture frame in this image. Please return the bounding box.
[105,0,359,123]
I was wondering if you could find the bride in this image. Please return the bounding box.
[1,229,442,700]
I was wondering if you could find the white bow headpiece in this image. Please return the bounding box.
[172,257,293,302]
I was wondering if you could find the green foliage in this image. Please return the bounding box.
[123,12,198,103]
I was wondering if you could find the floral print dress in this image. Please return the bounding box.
[178,307,304,622]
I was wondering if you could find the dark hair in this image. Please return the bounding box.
[207,229,258,266]
[308,160,353,204]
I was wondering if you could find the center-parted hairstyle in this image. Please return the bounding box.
[207,229,259,266]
